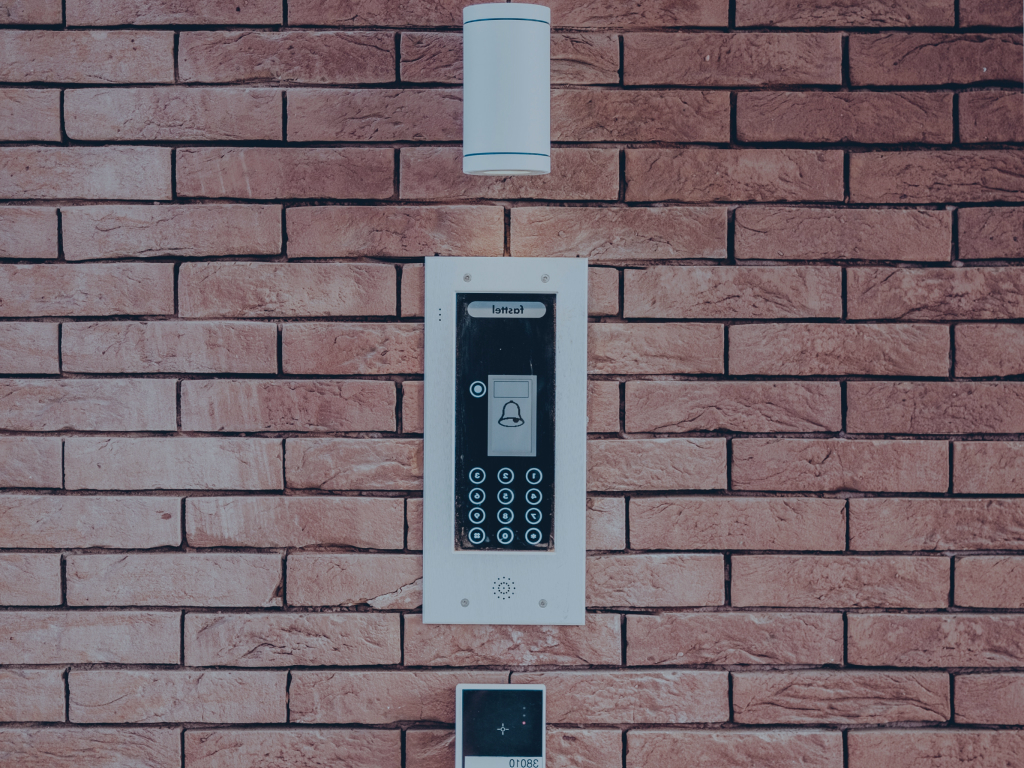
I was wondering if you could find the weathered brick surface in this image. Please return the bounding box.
[0,553,61,605]
[849,267,1024,319]
[283,323,423,374]
[67,0,283,25]
[0,207,57,259]
[849,614,1024,667]
[589,324,724,374]
[0,31,173,83]
[850,498,1024,551]
[960,91,1024,143]
[288,554,422,608]
[0,322,59,373]
[0,437,62,488]
[288,88,459,142]
[286,438,422,490]
[0,264,174,317]
[960,0,1023,26]
[0,147,172,200]
[186,729,400,768]
[0,669,65,722]
[954,441,1024,494]
[0,0,62,24]
[0,89,60,142]
[632,731,842,768]
[957,325,1024,376]
[0,728,181,767]
[0,611,180,664]
[554,90,730,143]
[959,207,1024,260]
[849,382,1024,434]
[588,269,619,316]
[848,730,1024,768]
[956,674,1024,724]
[587,438,727,491]
[850,152,1024,204]
[0,378,175,431]
[956,556,1024,608]
[850,33,1023,86]
[587,554,724,607]
[736,0,952,26]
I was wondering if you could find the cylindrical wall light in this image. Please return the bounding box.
[462,3,551,176]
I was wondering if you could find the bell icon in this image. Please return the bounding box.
[498,400,525,427]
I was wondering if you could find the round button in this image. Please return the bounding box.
[468,487,486,505]
[468,507,486,524]
[497,507,514,525]
[496,527,514,545]
[497,467,514,484]
[526,468,543,484]
[496,488,514,505]
[525,508,542,525]
[468,527,486,545]
[525,488,542,505]
[469,381,486,398]
[525,528,543,545]
[469,467,486,484]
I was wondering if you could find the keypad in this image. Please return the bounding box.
[460,466,549,548]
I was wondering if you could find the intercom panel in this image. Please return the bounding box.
[424,257,587,625]
[456,684,546,768]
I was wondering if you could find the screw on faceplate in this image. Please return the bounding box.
[461,598,470,607]
[541,274,550,283]
[463,274,472,282]
[538,599,547,608]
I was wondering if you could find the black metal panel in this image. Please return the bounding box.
[461,688,544,759]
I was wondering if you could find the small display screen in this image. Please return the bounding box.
[461,688,544,767]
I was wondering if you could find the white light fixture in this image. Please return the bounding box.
[462,2,551,176]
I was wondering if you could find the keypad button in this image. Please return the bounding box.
[496,527,514,545]
[469,467,486,484]
[525,528,542,545]
[468,487,486,505]
[497,507,514,525]
[525,508,542,525]
[468,527,486,545]
[496,487,514,505]
[470,381,486,398]
[526,468,543,484]
[497,467,514,484]
[525,488,542,505]
[468,507,486,524]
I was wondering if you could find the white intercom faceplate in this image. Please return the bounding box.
[423,257,587,625]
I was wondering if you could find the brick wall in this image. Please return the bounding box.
[1,0,1023,765]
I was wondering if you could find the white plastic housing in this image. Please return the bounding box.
[462,3,551,176]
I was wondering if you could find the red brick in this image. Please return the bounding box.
[0,378,175,432]
[630,730,843,768]
[630,496,846,551]
[179,31,393,84]
[588,381,619,433]
[626,381,841,434]
[733,438,949,492]
[288,205,503,259]
[956,674,1024,724]
[0,207,57,259]
[850,33,1022,86]
[0,728,180,767]
[181,379,396,433]
[0,553,60,606]
[0,611,179,664]
[961,0,1023,25]
[287,438,420,491]
[512,670,728,724]
[628,612,843,667]
[587,497,626,550]
[63,321,277,374]
[625,265,841,319]
[589,324,724,374]
[0,0,62,23]
[187,496,403,549]
[177,147,393,200]
[288,553,421,608]
[737,0,952,26]
[957,325,1024,376]
[180,263,394,318]
[849,613,1024,667]
[960,91,1024,143]
[185,613,400,667]
[0,31,173,83]
[850,498,1024,551]
[0,437,61,488]
[62,204,281,261]
[959,207,1024,260]
[626,32,841,86]
[588,554,723,607]
[731,323,950,376]
[955,441,1024,493]
[733,671,950,724]
[288,88,458,142]
[0,147,171,200]
[0,88,60,141]
[849,730,1024,768]
[186,730,399,768]
[0,322,58,373]
[400,32,619,85]
[283,323,422,374]
[553,89,730,142]
[67,0,282,24]
[70,670,286,724]
[65,437,283,491]
[626,149,844,203]
[734,555,949,608]
[404,614,621,666]
[956,555,1024,608]
[588,269,619,317]
[850,151,1024,203]
[849,267,1024,319]
[737,92,952,144]
[401,147,618,201]
[735,206,951,262]
[408,728,622,768]
[0,495,181,549]
[850,382,1024,434]
[68,554,282,608]
[511,206,728,262]
[0,669,65,722]
[587,438,726,491]
[401,380,424,433]
[0,264,173,317]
